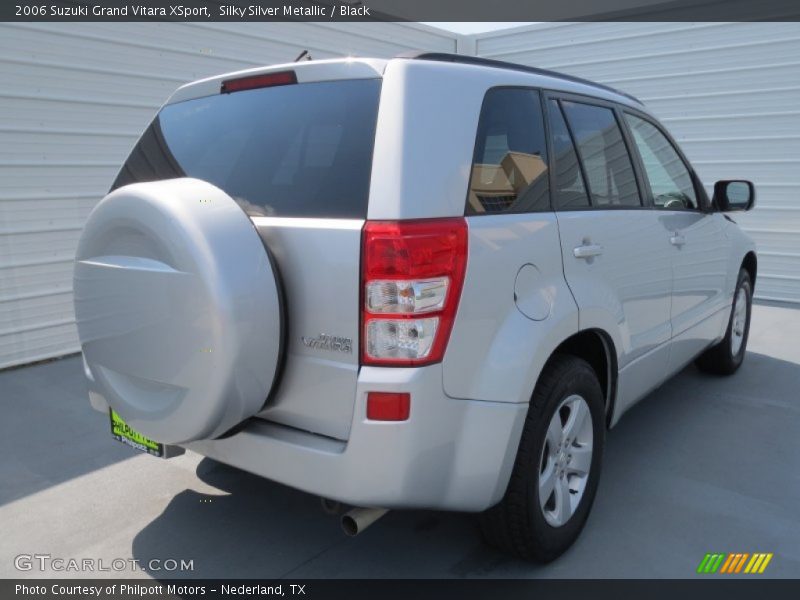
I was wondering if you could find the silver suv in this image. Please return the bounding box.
[74,53,757,561]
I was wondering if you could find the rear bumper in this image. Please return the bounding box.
[186,365,527,511]
[187,364,526,512]
[88,361,526,511]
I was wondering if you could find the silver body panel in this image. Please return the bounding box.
[250,217,364,441]
[81,57,757,511]
[443,213,579,405]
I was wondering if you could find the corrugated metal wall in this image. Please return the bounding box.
[473,22,800,304]
[0,22,457,369]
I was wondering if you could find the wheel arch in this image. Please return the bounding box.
[742,251,757,288]
[549,329,618,428]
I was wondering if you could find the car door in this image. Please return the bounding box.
[547,96,674,416]
[622,112,730,372]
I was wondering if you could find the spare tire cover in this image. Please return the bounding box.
[74,178,282,444]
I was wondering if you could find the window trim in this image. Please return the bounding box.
[543,90,649,212]
[621,108,711,213]
[464,85,553,217]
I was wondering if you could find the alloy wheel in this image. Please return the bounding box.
[731,287,748,357]
[538,394,594,527]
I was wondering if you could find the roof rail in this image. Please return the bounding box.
[397,52,643,106]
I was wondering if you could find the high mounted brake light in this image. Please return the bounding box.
[220,71,297,94]
[361,218,468,367]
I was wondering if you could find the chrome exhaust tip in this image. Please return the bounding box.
[341,507,388,536]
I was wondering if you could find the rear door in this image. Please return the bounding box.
[547,96,674,404]
[113,75,381,440]
[622,111,730,370]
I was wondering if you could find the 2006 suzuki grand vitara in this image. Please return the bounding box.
[74,53,757,561]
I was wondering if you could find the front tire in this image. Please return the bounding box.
[480,355,605,562]
[695,268,752,375]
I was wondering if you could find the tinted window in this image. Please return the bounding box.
[625,113,698,210]
[547,100,590,209]
[113,79,381,218]
[467,88,550,215]
[561,101,641,207]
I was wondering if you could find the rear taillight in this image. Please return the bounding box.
[220,70,297,94]
[361,218,468,366]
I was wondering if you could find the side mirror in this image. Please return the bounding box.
[713,180,755,212]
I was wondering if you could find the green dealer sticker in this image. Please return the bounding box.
[110,410,164,457]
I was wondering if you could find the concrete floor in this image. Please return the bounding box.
[1,304,799,579]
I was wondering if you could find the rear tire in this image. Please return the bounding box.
[480,354,605,562]
[695,269,752,376]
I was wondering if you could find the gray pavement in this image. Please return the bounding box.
[1,304,799,579]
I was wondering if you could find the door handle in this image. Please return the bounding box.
[573,243,604,259]
[670,233,686,247]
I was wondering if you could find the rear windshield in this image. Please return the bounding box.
[113,78,381,219]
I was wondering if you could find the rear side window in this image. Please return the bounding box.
[467,88,550,215]
[113,78,381,219]
[561,101,641,208]
[547,100,591,210]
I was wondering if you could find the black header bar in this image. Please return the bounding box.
[4,0,800,22]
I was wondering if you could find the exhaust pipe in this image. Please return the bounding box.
[320,498,343,515]
[341,507,388,536]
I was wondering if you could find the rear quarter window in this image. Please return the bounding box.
[113,78,381,219]
[467,88,550,215]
